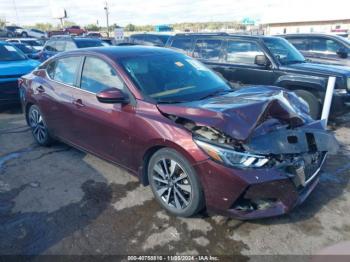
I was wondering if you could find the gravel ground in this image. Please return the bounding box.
[0,106,349,257]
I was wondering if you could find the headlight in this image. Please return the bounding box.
[347,77,350,92]
[194,139,269,168]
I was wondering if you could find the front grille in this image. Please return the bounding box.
[0,74,22,79]
[0,81,19,96]
[0,81,18,89]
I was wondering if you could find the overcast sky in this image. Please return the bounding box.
[0,0,349,26]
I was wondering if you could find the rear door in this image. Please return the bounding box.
[219,39,276,86]
[69,55,134,165]
[37,56,83,141]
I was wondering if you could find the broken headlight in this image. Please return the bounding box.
[194,139,269,168]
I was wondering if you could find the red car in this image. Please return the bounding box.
[19,47,338,219]
[64,26,86,36]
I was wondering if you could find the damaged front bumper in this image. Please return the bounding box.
[193,123,336,219]
[194,153,326,220]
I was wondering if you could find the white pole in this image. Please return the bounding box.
[321,76,336,128]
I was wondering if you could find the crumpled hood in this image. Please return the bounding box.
[157,86,314,142]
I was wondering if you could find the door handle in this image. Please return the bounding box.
[36,86,45,93]
[73,99,85,108]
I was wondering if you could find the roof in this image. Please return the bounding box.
[172,33,279,41]
[6,38,41,41]
[57,46,180,59]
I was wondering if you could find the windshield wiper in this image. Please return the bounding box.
[283,60,306,65]
[157,99,187,104]
[199,89,233,100]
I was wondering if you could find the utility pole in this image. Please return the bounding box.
[104,1,110,37]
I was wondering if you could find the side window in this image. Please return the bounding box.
[44,41,57,52]
[81,57,124,93]
[170,38,192,51]
[65,41,76,51]
[225,41,264,65]
[144,35,163,46]
[193,39,223,61]
[309,38,342,54]
[288,38,309,51]
[55,41,66,52]
[53,56,81,86]
[131,35,144,44]
[46,61,57,79]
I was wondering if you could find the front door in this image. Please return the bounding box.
[215,39,276,87]
[69,56,134,166]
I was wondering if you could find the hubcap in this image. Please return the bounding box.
[152,158,192,210]
[29,108,47,143]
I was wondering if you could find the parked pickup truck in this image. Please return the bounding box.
[165,33,350,119]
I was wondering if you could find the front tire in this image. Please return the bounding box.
[294,90,321,119]
[21,32,28,37]
[148,148,205,217]
[28,105,52,146]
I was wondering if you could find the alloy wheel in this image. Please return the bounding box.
[152,158,192,210]
[29,108,47,144]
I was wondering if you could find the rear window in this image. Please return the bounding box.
[76,39,104,48]
[194,39,223,61]
[170,38,192,52]
[0,44,27,61]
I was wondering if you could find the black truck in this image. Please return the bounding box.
[165,33,350,119]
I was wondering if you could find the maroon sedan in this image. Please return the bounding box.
[19,46,338,219]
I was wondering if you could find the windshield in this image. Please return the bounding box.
[119,53,231,103]
[22,40,42,47]
[0,44,27,61]
[76,40,104,48]
[263,37,306,65]
[14,44,35,54]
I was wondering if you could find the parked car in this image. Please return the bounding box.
[0,41,39,106]
[6,38,44,51]
[39,36,106,61]
[64,26,86,36]
[85,32,103,38]
[129,33,172,47]
[47,30,67,38]
[281,33,350,67]
[11,43,40,60]
[4,25,23,37]
[0,27,15,37]
[20,46,338,219]
[15,28,47,38]
[166,33,350,119]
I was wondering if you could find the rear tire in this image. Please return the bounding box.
[21,32,28,37]
[148,148,205,217]
[294,90,321,119]
[27,105,52,146]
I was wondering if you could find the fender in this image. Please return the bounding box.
[275,74,327,93]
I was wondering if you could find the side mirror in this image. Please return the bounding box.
[255,55,270,67]
[96,88,129,104]
[336,47,348,58]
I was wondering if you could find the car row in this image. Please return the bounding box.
[19,46,338,219]
[163,33,350,119]
[0,41,40,106]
